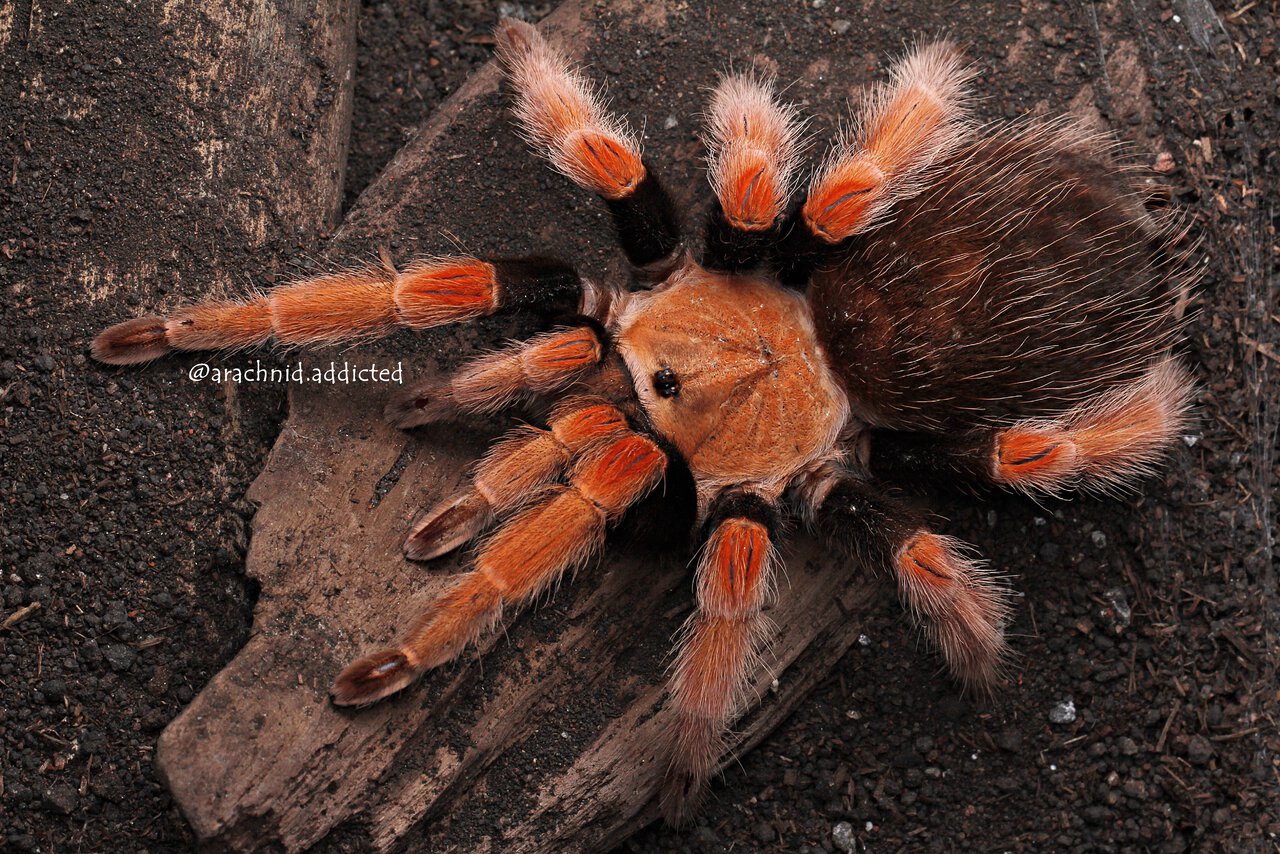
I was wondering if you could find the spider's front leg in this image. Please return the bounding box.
[662,490,780,823]
[330,420,667,706]
[90,254,585,365]
[805,469,1011,693]
[402,396,631,560]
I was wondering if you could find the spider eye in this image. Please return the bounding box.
[652,367,681,398]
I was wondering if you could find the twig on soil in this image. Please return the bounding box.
[1155,700,1182,752]
[1,602,41,629]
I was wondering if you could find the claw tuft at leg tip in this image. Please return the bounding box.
[91,316,172,365]
[330,649,417,707]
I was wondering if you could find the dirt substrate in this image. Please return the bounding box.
[2,0,1277,851]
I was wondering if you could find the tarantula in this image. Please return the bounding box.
[92,20,1194,820]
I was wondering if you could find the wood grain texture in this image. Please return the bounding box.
[156,2,879,850]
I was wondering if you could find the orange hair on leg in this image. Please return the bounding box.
[704,74,804,230]
[388,325,606,428]
[804,40,971,242]
[994,357,1193,495]
[91,256,507,364]
[403,398,633,560]
[333,426,666,706]
[495,19,646,200]
[663,514,777,824]
[894,531,1008,693]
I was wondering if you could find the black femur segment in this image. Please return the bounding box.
[864,430,995,487]
[701,489,781,540]
[604,167,682,269]
[772,205,828,290]
[653,367,681,398]
[492,257,583,319]
[700,201,783,273]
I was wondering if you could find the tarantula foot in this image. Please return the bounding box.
[658,766,707,827]
[91,315,172,365]
[385,378,455,428]
[330,649,418,706]
[404,490,491,560]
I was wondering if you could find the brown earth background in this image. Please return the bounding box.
[1,0,1277,851]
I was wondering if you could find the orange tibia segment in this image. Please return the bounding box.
[393,258,496,328]
[402,573,502,670]
[895,532,1007,692]
[570,433,666,517]
[497,19,645,199]
[697,519,772,619]
[994,427,1079,491]
[897,531,956,590]
[477,487,604,600]
[548,400,630,452]
[560,129,646,200]
[802,155,885,242]
[91,315,172,365]
[705,74,802,230]
[166,297,273,351]
[719,147,785,230]
[804,41,970,242]
[671,616,757,723]
[473,429,570,512]
[269,268,399,345]
[866,84,947,168]
[521,327,605,389]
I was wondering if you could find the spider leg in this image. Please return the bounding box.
[803,40,971,243]
[867,358,1193,496]
[404,396,631,559]
[330,426,667,705]
[90,255,584,365]
[700,73,804,272]
[385,321,608,428]
[805,471,1010,694]
[495,19,681,272]
[662,490,779,824]
[774,41,972,288]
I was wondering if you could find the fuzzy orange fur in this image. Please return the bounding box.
[704,74,803,230]
[895,532,1008,692]
[805,40,970,242]
[394,258,496,327]
[495,19,645,200]
[665,517,776,821]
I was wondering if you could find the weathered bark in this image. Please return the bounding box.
[157,2,877,851]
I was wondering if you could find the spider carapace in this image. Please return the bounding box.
[92,20,1194,820]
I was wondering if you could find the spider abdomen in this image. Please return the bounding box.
[810,121,1191,432]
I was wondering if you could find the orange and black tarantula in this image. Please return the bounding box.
[92,20,1195,819]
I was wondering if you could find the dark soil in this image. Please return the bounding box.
[2,0,1277,852]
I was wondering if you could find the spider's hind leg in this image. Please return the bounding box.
[804,469,1011,693]
[867,357,1194,496]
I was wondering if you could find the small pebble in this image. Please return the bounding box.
[1049,698,1077,725]
[832,821,857,853]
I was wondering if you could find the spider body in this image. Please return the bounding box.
[613,265,847,505]
[91,20,1194,823]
